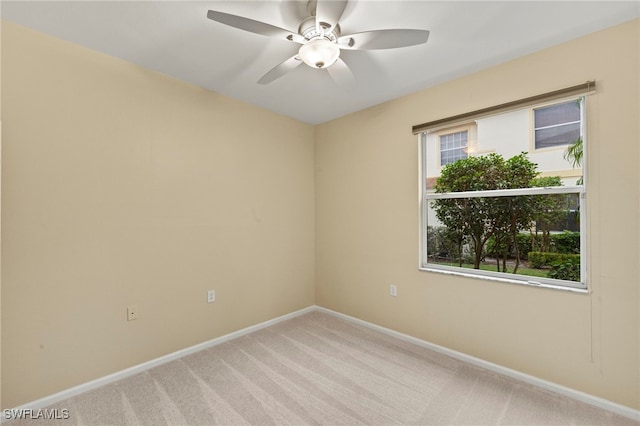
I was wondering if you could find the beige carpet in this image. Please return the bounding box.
[7,311,639,425]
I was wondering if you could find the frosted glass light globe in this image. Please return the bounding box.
[298,38,340,69]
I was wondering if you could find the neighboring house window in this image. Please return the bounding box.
[533,99,582,150]
[440,130,468,166]
[419,95,587,291]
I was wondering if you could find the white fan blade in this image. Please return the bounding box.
[258,55,303,85]
[315,0,347,32]
[207,10,305,44]
[327,58,355,87]
[338,29,430,50]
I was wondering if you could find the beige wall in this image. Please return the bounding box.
[1,21,315,408]
[315,19,639,409]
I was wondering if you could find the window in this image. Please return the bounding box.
[533,99,582,150]
[419,95,588,291]
[440,130,468,166]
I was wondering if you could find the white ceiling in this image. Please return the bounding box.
[3,1,639,124]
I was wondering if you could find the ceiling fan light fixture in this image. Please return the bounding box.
[206,1,431,84]
[298,38,340,69]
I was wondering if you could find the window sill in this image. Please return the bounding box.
[419,264,589,294]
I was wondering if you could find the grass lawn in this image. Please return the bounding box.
[430,260,550,278]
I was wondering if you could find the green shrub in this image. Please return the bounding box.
[487,234,538,260]
[484,232,579,261]
[528,252,545,268]
[486,236,507,258]
[515,234,533,259]
[548,258,581,281]
[528,252,580,269]
[427,226,465,262]
[552,231,580,254]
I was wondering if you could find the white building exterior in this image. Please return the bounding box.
[423,98,583,227]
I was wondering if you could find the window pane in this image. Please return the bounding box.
[441,148,467,165]
[533,99,582,150]
[534,100,580,128]
[440,130,468,166]
[426,194,581,283]
[535,122,580,149]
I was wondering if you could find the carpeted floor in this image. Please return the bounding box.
[7,311,639,425]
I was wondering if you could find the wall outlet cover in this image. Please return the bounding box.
[127,305,138,321]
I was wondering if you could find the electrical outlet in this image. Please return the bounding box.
[127,305,138,321]
[207,290,216,303]
[390,285,397,297]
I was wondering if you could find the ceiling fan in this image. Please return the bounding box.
[206,0,430,85]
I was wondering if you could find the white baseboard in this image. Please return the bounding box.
[314,306,640,422]
[2,306,315,423]
[5,304,639,423]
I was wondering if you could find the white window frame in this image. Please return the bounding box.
[419,97,587,292]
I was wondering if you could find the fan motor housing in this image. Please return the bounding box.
[299,16,340,42]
